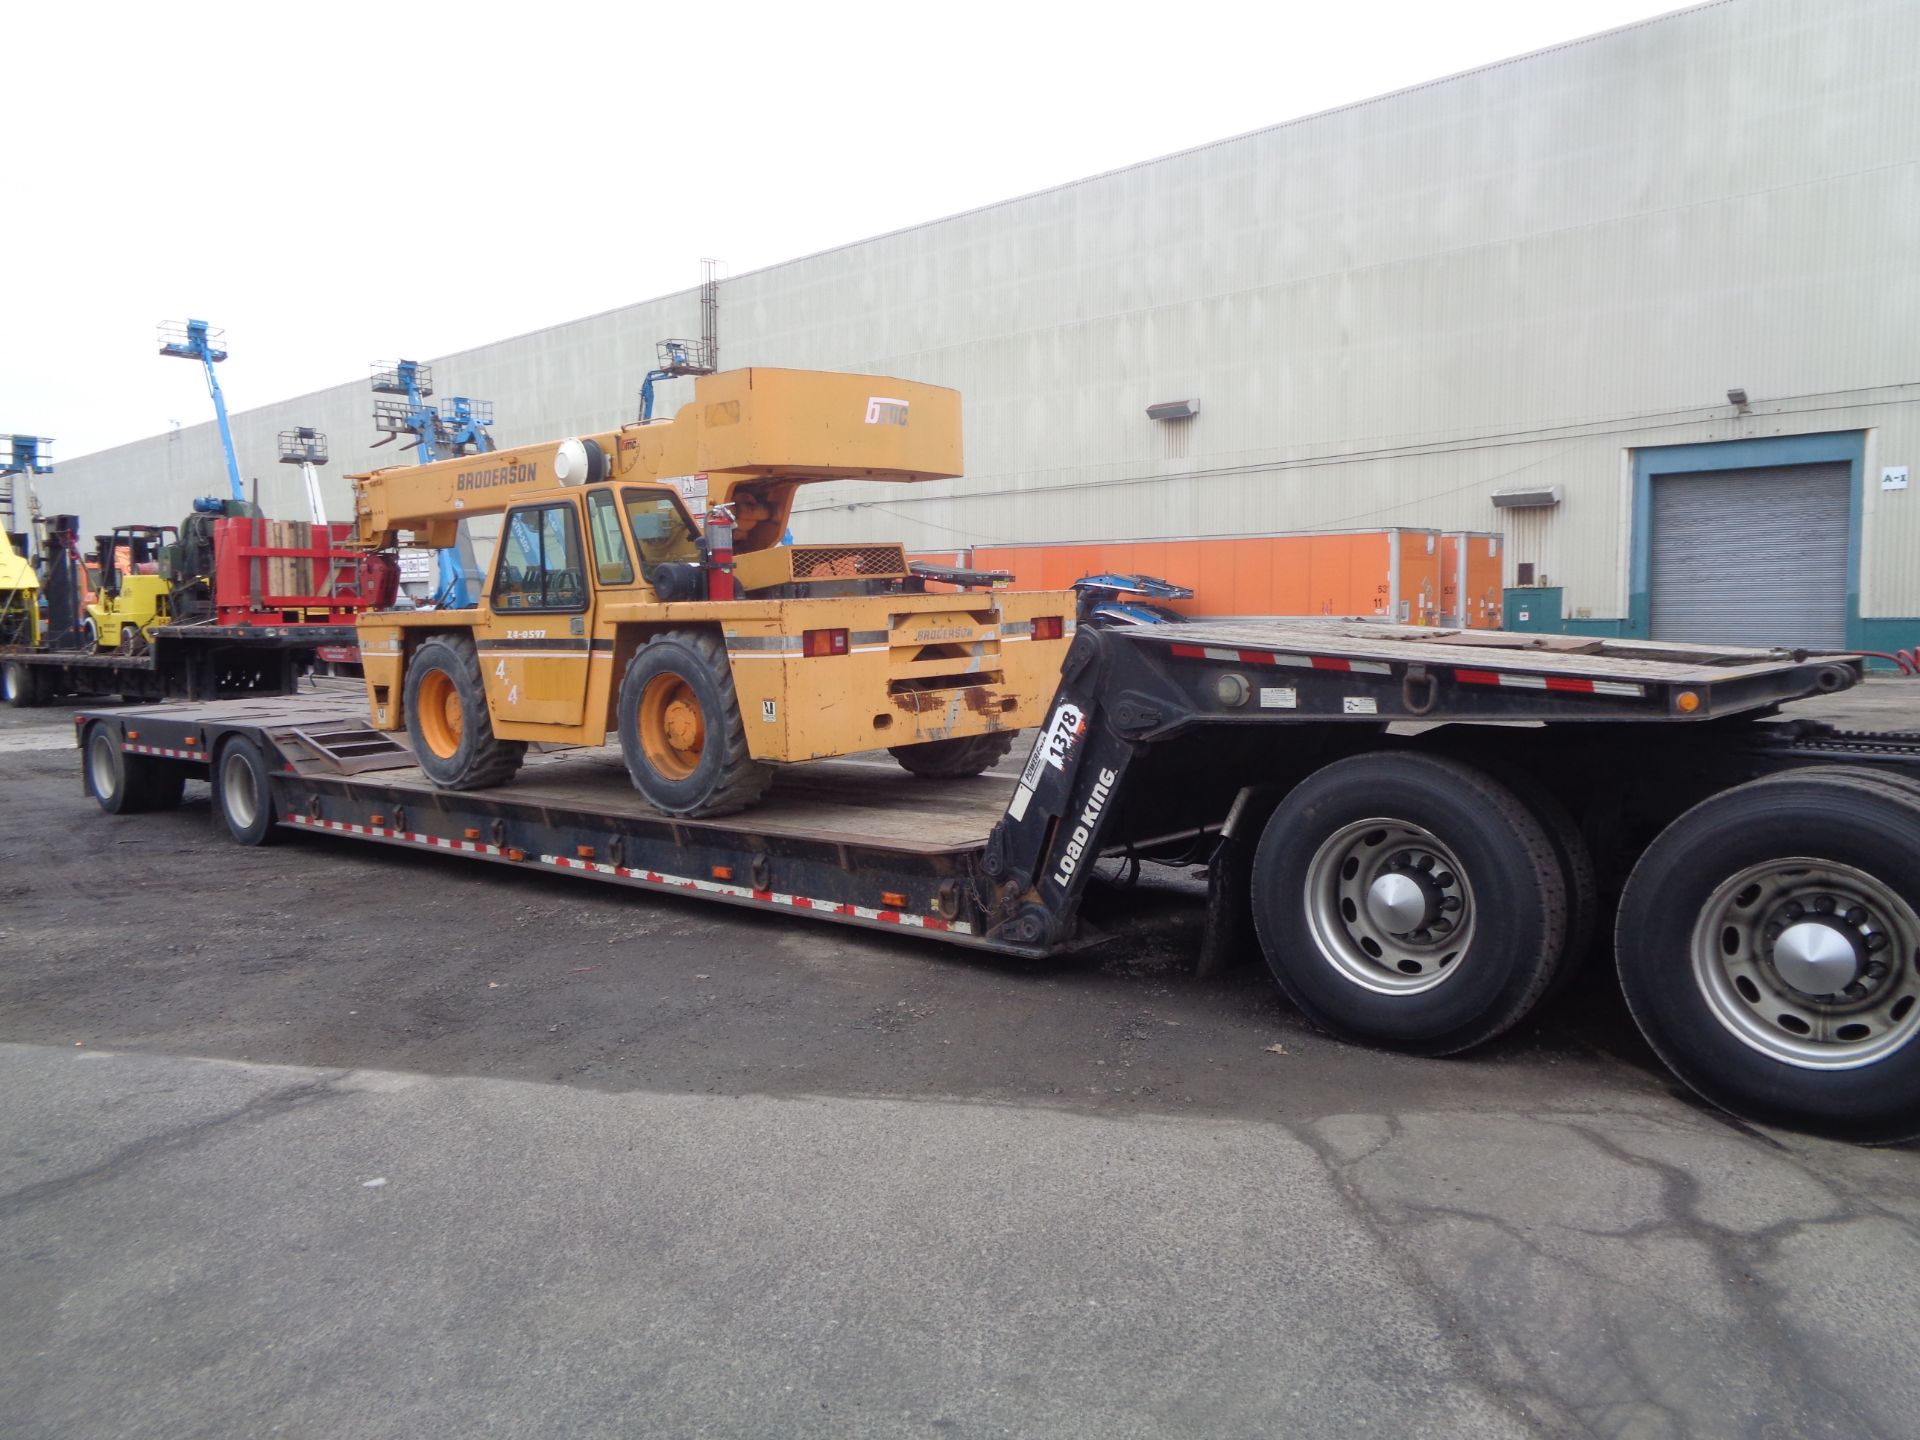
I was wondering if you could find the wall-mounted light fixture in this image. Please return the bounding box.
[1727,387,1751,414]
[1146,399,1200,422]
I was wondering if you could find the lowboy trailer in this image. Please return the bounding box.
[72,620,1920,1142]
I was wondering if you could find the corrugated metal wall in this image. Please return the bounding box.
[43,0,1920,622]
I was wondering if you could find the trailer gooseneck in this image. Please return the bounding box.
[73,620,1920,1143]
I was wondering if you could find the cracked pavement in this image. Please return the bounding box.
[3,689,1918,1438]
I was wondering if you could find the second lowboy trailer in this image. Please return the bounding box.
[73,621,1920,1142]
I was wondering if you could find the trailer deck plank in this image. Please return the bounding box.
[1147,620,1838,683]
[322,748,1016,853]
[107,694,1016,854]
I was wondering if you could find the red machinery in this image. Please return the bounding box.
[202,517,396,627]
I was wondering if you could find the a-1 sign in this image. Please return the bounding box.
[1882,466,1910,491]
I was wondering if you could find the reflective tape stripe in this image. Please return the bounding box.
[1169,643,1390,675]
[124,743,201,761]
[290,815,506,855]
[544,855,967,932]
[1454,668,1645,697]
[287,814,970,934]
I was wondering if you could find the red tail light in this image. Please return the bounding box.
[803,627,849,657]
[1032,615,1064,641]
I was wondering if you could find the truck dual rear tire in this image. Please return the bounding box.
[890,731,1018,779]
[1616,769,1920,1144]
[1250,752,1570,1056]
[403,636,526,791]
[618,630,772,818]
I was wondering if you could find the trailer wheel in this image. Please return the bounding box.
[1250,752,1568,1055]
[214,737,280,845]
[618,629,771,817]
[1512,780,1599,1001]
[403,636,526,791]
[85,724,145,815]
[3,661,44,708]
[1616,773,1920,1143]
[890,731,1018,778]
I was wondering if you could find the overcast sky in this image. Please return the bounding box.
[11,0,1687,460]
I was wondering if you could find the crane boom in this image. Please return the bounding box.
[349,369,962,556]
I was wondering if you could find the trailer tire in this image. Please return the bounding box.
[1510,780,1599,1002]
[214,737,280,845]
[3,661,45,708]
[403,636,526,791]
[1250,752,1568,1055]
[890,730,1018,778]
[85,724,147,815]
[1616,773,1920,1143]
[618,629,772,817]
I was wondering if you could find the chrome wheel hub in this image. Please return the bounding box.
[1771,920,1863,996]
[1304,818,1476,995]
[89,733,118,800]
[224,754,258,829]
[1692,858,1920,1069]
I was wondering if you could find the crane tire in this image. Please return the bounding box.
[1250,751,1569,1056]
[403,635,526,791]
[618,628,771,817]
[890,730,1018,779]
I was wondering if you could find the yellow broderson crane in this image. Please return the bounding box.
[350,368,1075,816]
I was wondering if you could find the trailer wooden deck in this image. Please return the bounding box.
[109,691,1019,855]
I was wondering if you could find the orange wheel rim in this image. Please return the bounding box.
[639,673,704,780]
[417,668,464,758]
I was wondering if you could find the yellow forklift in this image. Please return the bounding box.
[83,524,177,652]
[350,368,1075,816]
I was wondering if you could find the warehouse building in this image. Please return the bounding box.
[45,0,1920,651]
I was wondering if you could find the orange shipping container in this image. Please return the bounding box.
[972,528,1447,624]
[1439,531,1505,628]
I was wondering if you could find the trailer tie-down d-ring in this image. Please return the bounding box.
[1402,664,1438,715]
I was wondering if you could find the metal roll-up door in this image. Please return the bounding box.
[1648,462,1850,650]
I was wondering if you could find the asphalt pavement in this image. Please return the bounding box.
[3,681,1919,1439]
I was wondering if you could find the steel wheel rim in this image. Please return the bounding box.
[639,673,704,780]
[3,665,17,702]
[89,732,120,801]
[1691,857,1920,1070]
[416,668,463,758]
[1303,817,1477,995]
[223,752,258,830]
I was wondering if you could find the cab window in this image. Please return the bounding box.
[622,489,703,581]
[492,502,587,611]
[585,489,634,585]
